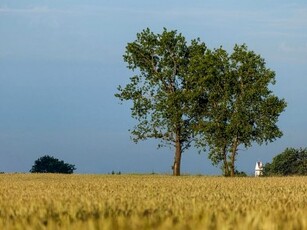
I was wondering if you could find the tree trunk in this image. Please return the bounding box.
[222,146,230,177]
[230,156,235,177]
[230,138,238,177]
[172,131,182,176]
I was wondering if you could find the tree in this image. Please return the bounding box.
[115,28,207,176]
[194,45,287,176]
[30,155,76,174]
[116,28,286,177]
[264,148,307,176]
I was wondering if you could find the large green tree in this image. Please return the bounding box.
[115,28,207,176]
[194,45,287,176]
[116,28,286,177]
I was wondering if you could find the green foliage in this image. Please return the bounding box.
[264,148,307,176]
[115,28,207,175]
[116,28,198,146]
[30,155,76,174]
[116,28,286,176]
[234,170,247,177]
[193,44,287,176]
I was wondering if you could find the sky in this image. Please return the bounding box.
[1,0,307,175]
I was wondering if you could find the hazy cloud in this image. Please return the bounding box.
[1,0,307,174]
[0,6,73,14]
[277,42,307,62]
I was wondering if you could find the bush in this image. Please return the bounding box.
[264,148,307,176]
[30,155,76,174]
[235,170,247,177]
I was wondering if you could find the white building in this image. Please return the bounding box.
[255,161,263,177]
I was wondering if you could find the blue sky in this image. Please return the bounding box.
[1,1,307,174]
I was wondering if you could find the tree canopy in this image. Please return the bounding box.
[30,155,76,174]
[193,45,287,176]
[264,148,307,176]
[116,28,206,176]
[116,28,286,176]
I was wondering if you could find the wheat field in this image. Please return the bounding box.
[0,174,306,230]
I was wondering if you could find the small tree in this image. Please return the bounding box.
[30,155,76,174]
[264,148,307,176]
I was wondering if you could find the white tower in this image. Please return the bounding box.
[255,161,263,177]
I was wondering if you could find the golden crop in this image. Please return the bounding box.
[0,174,306,230]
